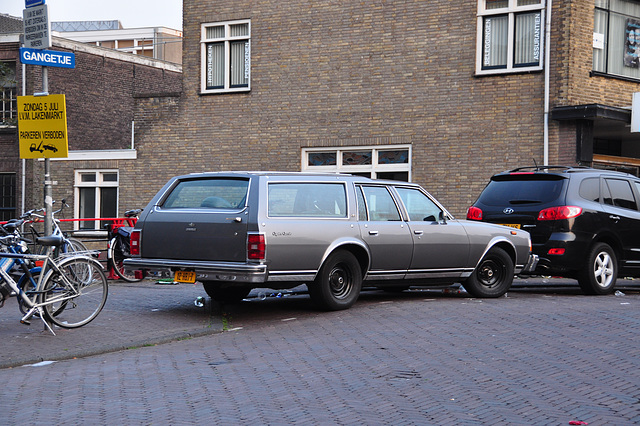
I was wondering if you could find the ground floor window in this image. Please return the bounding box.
[301,145,411,181]
[74,170,118,229]
[0,173,16,221]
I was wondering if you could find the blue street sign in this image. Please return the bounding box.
[20,47,75,69]
[25,0,45,8]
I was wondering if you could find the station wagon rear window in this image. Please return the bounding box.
[268,183,347,217]
[161,178,249,209]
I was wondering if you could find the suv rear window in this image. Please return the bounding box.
[477,175,565,206]
[161,178,249,209]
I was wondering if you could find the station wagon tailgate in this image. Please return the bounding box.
[140,177,249,262]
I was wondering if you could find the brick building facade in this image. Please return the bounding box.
[126,0,640,216]
[1,13,181,223]
[7,0,640,222]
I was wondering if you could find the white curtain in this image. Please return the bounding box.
[206,43,224,88]
[230,41,248,87]
[604,0,640,78]
[515,12,542,66]
[483,15,508,68]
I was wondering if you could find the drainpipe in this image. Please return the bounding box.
[543,0,552,166]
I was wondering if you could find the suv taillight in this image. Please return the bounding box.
[466,206,483,221]
[248,234,265,260]
[538,206,582,221]
[130,229,141,255]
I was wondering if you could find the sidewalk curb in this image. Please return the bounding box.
[1,326,224,369]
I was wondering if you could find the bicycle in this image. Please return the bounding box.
[23,199,88,257]
[0,221,108,334]
[107,208,144,282]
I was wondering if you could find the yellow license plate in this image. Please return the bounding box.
[499,223,521,229]
[174,271,196,283]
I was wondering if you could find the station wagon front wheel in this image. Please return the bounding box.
[309,250,362,311]
[464,247,514,298]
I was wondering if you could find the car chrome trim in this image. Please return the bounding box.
[124,258,268,283]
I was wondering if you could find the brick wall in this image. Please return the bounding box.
[126,0,547,216]
[21,42,182,214]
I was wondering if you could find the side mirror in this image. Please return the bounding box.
[438,211,447,224]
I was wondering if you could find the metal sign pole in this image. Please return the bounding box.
[41,66,52,236]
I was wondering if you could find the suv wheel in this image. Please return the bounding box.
[202,281,251,303]
[577,243,617,295]
[309,250,362,311]
[464,247,514,298]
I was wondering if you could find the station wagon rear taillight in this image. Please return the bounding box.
[130,230,141,256]
[538,206,582,221]
[248,234,265,260]
[466,206,483,220]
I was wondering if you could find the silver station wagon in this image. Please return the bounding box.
[125,172,537,310]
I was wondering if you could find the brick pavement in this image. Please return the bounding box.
[0,279,223,369]
[1,278,639,424]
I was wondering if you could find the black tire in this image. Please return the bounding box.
[42,257,108,328]
[464,247,514,298]
[309,250,362,310]
[109,236,144,282]
[577,243,617,295]
[202,281,251,303]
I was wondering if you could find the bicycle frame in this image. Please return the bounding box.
[0,246,103,335]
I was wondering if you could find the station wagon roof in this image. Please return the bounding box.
[179,171,414,185]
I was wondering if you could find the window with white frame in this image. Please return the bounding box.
[476,0,544,75]
[302,145,411,181]
[1,61,17,127]
[201,20,250,93]
[74,170,118,230]
[594,0,640,80]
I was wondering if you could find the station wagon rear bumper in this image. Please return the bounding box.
[123,258,268,283]
[519,253,540,275]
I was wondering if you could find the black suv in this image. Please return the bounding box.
[467,165,640,295]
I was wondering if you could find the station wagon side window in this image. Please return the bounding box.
[268,183,347,217]
[359,185,401,221]
[395,187,443,222]
[162,178,249,209]
[604,178,638,210]
[356,186,368,221]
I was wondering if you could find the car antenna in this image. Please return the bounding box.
[533,158,539,171]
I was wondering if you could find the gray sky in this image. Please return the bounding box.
[2,0,182,30]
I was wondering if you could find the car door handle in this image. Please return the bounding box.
[368,230,378,236]
[609,215,620,222]
[414,230,424,235]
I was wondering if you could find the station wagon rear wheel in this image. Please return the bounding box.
[577,243,617,295]
[202,281,251,303]
[309,250,362,311]
[464,247,514,298]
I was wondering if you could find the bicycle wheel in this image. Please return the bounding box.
[54,237,88,258]
[42,257,108,328]
[109,236,144,282]
[17,267,68,317]
[63,237,88,253]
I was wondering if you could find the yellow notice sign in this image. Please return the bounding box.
[17,94,69,159]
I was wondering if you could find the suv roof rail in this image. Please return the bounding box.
[506,165,576,173]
